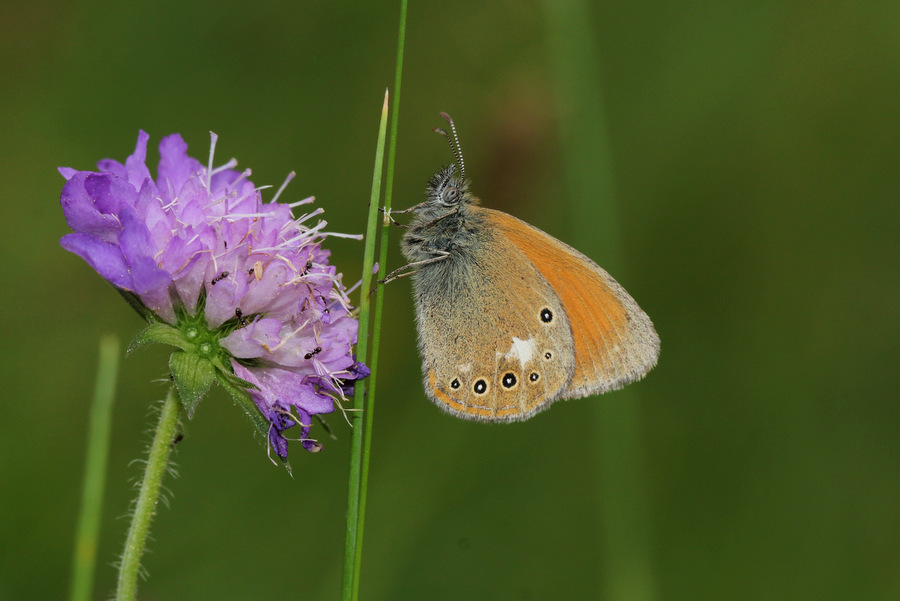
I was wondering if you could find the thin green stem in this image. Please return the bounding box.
[351,1,408,597]
[69,335,119,601]
[116,387,180,601]
[342,90,390,601]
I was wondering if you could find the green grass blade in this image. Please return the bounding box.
[342,89,390,601]
[69,335,119,601]
[352,0,408,597]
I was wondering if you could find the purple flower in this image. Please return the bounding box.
[60,131,367,460]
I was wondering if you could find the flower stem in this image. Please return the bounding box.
[116,387,180,601]
[69,335,119,601]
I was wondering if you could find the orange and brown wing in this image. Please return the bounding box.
[412,217,576,421]
[486,209,659,398]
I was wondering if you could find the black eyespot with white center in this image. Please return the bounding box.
[540,308,553,323]
[450,378,461,390]
[502,373,517,389]
[473,379,488,395]
[529,372,540,383]
[544,351,553,360]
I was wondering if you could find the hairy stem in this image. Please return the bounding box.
[116,387,180,601]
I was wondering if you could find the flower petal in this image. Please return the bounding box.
[59,172,122,239]
[221,318,284,358]
[60,233,132,290]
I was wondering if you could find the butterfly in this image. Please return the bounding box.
[383,113,659,421]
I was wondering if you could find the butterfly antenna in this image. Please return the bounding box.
[434,112,466,181]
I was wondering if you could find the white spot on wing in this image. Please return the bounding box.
[457,363,471,373]
[503,337,536,368]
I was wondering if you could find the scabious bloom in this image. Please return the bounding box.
[59,131,368,460]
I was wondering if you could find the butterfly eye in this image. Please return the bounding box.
[441,186,460,205]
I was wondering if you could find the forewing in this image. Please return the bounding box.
[487,209,659,399]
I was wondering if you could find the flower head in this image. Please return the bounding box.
[60,131,367,460]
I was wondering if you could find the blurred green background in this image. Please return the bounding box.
[2,0,898,599]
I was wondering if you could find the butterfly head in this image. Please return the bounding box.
[426,163,470,208]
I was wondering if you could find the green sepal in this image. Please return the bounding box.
[210,354,240,378]
[215,371,269,441]
[128,323,196,355]
[169,351,215,418]
[115,288,158,323]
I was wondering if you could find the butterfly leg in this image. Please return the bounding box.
[380,201,434,228]
[385,201,428,215]
[379,206,412,228]
[378,250,450,285]
[381,205,459,229]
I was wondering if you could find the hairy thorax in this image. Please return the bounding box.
[400,204,487,264]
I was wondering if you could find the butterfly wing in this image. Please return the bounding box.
[486,209,659,399]
[411,210,578,421]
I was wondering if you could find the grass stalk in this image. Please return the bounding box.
[69,335,119,601]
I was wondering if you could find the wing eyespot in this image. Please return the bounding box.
[540,308,553,323]
[473,378,489,396]
[501,372,518,390]
[528,372,540,383]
